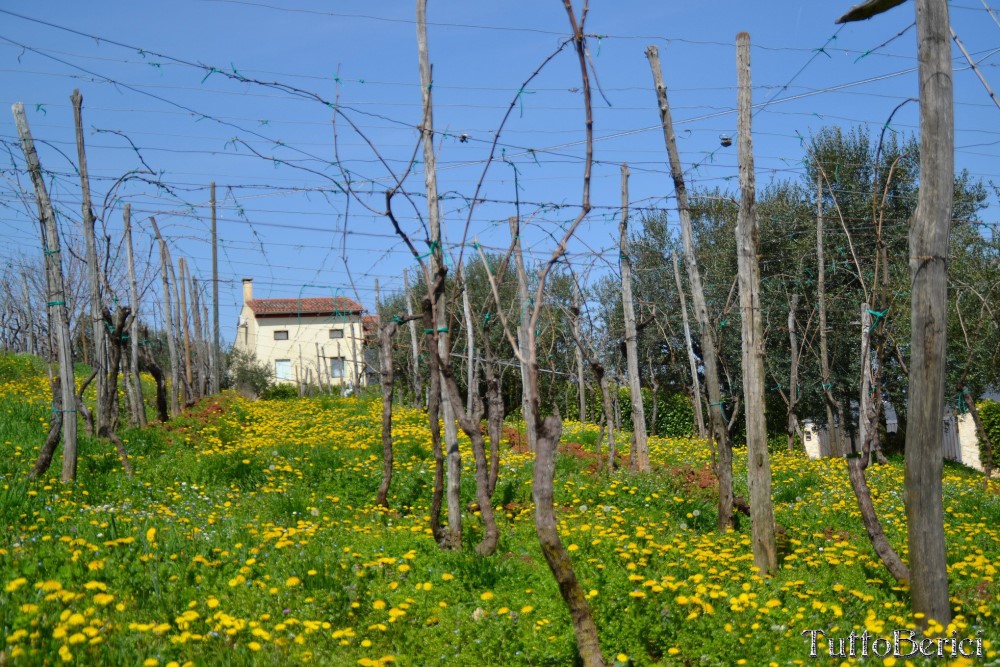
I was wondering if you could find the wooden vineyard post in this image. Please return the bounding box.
[72,89,106,432]
[402,268,422,407]
[672,254,706,438]
[149,217,180,417]
[619,164,649,471]
[210,181,220,394]
[12,102,79,481]
[461,264,476,419]
[124,205,147,428]
[646,45,734,530]
[416,0,461,548]
[178,258,194,402]
[572,282,586,423]
[735,32,777,575]
[816,172,843,455]
[510,216,537,452]
[905,0,954,626]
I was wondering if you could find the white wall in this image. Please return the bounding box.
[957,413,984,471]
[235,309,366,387]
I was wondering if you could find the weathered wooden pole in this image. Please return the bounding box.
[460,264,476,418]
[124,205,147,428]
[190,274,204,399]
[816,173,841,455]
[572,282,586,422]
[178,257,194,401]
[672,254,706,438]
[417,0,461,548]
[149,217,180,417]
[646,45,734,530]
[905,0,953,626]
[619,164,649,471]
[210,181,220,395]
[72,89,107,432]
[13,102,78,481]
[374,277,397,507]
[785,294,802,450]
[402,268,421,406]
[21,271,34,355]
[858,304,876,459]
[510,216,536,452]
[735,32,777,574]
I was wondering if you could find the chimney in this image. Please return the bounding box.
[242,278,253,304]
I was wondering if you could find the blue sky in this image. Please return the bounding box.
[0,1,997,344]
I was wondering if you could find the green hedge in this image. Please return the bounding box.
[979,400,1000,469]
[616,387,695,438]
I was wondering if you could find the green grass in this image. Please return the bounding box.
[0,354,997,666]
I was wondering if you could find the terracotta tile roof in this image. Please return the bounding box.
[247,297,363,317]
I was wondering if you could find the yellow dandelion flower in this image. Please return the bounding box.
[4,577,27,593]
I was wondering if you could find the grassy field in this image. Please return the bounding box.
[0,353,997,666]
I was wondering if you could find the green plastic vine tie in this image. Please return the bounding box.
[424,328,434,334]
[854,50,872,63]
[35,104,46,115]
[956,391,968,415]
[866,308,888,334]
[43,248,60,256]
[719,319,728,328]
[392,315,404,324]
[47,300,65,307]
[418,240,441,260]
[436,327,449,333]
[201,67,221,84]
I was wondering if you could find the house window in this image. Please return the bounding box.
[274,359,292,381]
[329,329,344,339]
[274,330,289,341]
[330,357,346,379]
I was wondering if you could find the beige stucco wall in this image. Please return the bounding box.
[957,412,983,471]
[236,307,366,387]
[802,421,821,459]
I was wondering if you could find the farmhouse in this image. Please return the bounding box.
[235,278,367,388]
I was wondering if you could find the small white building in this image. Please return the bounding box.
[235,278,367,388]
